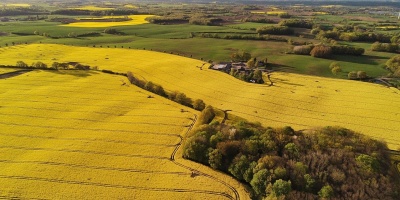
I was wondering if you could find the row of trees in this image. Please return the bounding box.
[183,117,399,199]
[293,44,365,58]
[15,61,92,70]
[51,9,140,16]
[278,19,313,29]
[126,71,206,111]
[146,16,189,25]
[315,29,393,43]
[197,33,288,43]
[242,17,274,24]
[371,42,399,53]
[189,16,223,26]
[256,26,294,35]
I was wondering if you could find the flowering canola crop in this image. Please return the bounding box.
[0,69,248,199]
[0,44,399,150]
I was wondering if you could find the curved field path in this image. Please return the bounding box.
[0,44,398,149]
[0,70,250,199]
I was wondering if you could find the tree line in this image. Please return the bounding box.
[126,71,206,111]
[13,61,93,70]
[183,112,400,199]
[293,44,365,58]
[196,32,288,42]
[315,29,394,43]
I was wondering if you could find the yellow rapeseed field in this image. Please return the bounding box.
[76,16,126,20]
[0,44,399,150]
[250,11,288,15]
[0,69,249,199]
[250,11,267,14]
[313,12,328,15]
[5,3,30,7]
[70,6,115,11]
[267,11,288,15]
[124,4,138,9]
[60,15,154,28]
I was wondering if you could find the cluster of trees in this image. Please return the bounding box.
[230,68,264,84]
[316,30,392,43]
[0,7,47,16]
[14,61,92,70]
[242,17,274,24]
[386,55,400,77]
[189,16,223,26]
[331,45,365,56]
[104,28,121,35]
[348,71,368,80]
[197,33,288,42]
[230,51,252,62]
[278,19,313,29]
[51,9,139,16]
[183,118,399,199]
[146,16,189,25]
[293,44,364,58]
[278,13,292,19]
[329,62,342,75]
[256,26,294,35]
[371,42,399,53]
[126,71,206,111]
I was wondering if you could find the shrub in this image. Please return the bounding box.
[16,61,28,68]
[193,99,206,111]
[332,66,342,75]
[310,45,332,58]
[197,105,215,125]
[272,179,292,197]
[144,81,155,92]
[153,85,166,97]
[293,45,313,55]
[32,61,47,68]
[386,55,400,73]
[318,185,334,198]
[174,92,192,107]
[329,62,339,70]
[357,71,367,79]
[348,71,358,80]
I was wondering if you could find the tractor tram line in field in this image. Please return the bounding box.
[0,70,243,199]
[0,175,234,199]
[131,67,399,131]
[150,66,400,110]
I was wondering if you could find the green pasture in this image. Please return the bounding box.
[0,18,396,79]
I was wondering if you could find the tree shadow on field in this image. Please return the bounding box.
[268,63,296,72]
[331,55,389,65]
[47,70,100,77]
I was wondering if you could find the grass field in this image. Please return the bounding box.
[0,69,249,199]
[60,15,154,28]
[0,18,395,79]
[0,44,399,150]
